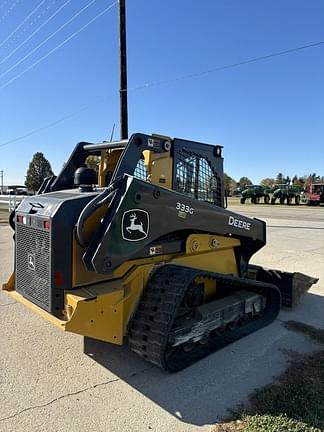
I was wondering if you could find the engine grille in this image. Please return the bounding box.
[16,223,51,310]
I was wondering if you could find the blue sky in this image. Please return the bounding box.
[0,0,323,185]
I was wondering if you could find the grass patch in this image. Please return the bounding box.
[214,322,324,432]
[214,415,322,432]
[213,419,245,431]
[239,350,324,429]
[245,414,321,432]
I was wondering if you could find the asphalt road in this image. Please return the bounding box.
[0,205,323,432]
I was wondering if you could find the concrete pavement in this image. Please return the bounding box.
[0,205,323,432]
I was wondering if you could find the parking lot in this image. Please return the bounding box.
[0,205,323,432]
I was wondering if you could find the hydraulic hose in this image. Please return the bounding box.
[75,177,123,248]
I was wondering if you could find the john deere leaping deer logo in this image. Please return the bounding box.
[122,209,149,242]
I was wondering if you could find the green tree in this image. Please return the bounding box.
[260,177,275,188]
[275,172,285,184]
[299,176,306,185]
[304,173,320,186]
[238,176,253,188]
[25,152,54,192]
[292,175,304,188]
[224,173,237,195]
[275,173,292,185]
[310,172,320,182]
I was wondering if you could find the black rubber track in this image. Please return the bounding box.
[128,264,281,372]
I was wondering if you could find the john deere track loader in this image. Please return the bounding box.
[3,133,317,371]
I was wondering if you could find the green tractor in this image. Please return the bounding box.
[240,185,270,204]
[271,184,301,205]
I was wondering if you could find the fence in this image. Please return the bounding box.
[0,195,21,213]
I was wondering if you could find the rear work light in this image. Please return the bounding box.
[43,220,51,230]
[16,215,27,224]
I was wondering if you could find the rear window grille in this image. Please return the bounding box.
[133,158,148,181]
[175,148,222,206]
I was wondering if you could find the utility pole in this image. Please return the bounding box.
[0,170,3,195]
[119,0,128,140]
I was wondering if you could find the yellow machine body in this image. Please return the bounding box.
[4,234,239,344]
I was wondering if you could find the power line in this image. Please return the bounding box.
[7,0,58,46]
[0,0,21,25]
[0,0,99,80]
[0,0,73,66]
[0,39,323,147]
[0,0,47,49]
[0,102,97,147]
[122,40,324,93]
[0,1,118,90]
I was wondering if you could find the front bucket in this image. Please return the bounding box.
[248,264,318,308]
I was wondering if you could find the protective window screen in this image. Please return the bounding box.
[133,157,148,181]
[175,149,221,206]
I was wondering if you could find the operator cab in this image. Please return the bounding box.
[38,133,225,208]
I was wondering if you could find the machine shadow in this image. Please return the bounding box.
[84,291,323,427]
